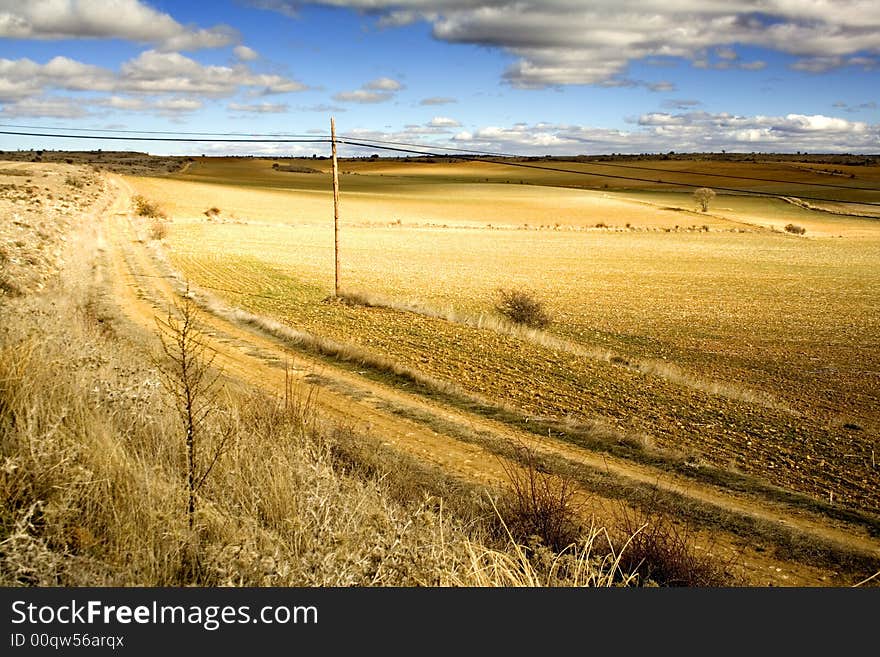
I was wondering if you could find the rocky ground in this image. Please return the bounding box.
[0,162,111,299]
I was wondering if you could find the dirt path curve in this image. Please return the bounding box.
[101,174,879,586]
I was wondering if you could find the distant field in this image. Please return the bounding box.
[125,156,880,514]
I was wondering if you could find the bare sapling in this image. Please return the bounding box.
[153,287,230,531]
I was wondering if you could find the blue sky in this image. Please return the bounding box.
[0,0,878,155]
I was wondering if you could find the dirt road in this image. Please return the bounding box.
[99,174,880,586]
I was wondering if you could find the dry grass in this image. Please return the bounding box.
[1,221,649,588]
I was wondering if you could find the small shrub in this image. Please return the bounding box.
[204,206,221,219]
[612,504,734,587]
[784,223,806,235]
[133,195,165,219]
[495,443,584,552]
[149,220,167,241]
[65,175,84,189]
[495,288,551,328]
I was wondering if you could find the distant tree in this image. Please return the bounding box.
[694,187,716,212]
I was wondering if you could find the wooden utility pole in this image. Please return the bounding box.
[331,116,340,297]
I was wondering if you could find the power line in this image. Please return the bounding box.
[337,139,880,207]
[4,121,877,193]
[0,129,330,144]
[0,123,326,139]
[2,127,878,206]
[341,135,880,193]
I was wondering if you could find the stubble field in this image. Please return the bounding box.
[126,157,880,520]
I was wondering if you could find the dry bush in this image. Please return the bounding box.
[694,187,716,212]
[610,503,735,587]
[494,442,584,552]
[495,288,551,328]
[148,220,167,241]
[133,195,166,219]
[784,223,806,235]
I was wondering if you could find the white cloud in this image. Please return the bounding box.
[333,112,877,155]
[234,45,259,61]
[0,56,114,101]
[119,50,307,96]
[333,77,403,103]
[96,95,203,116]
[154,97,203,112]
[101,95,148,110]
[428,116,461,127]
[333,89,395,103]
[0,95,88,118]
[276,1,880,87]
[365,77,403,91]
[0,0,236,51]
[791,55,879,73]
[229,102,289,113]
[0,51,308,118]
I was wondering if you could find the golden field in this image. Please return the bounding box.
[126,157,880,518]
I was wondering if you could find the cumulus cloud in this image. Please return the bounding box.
[0,51,308,119]
[119,50,307,96]
[349,112,876,155]
[0,0,236,51]
[333,77,403,103]
[234,45,259,61]
[95,95,203,116]
[288,108,876,156]
[428,116,461,128]
[625,111,876,151]
[271,1,880,87]
[154,97,203,112]
[0,56,114,101]
[0,95,88,118]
